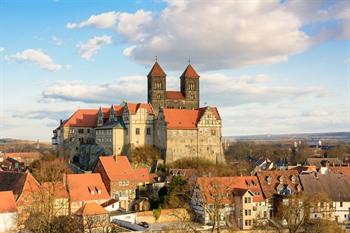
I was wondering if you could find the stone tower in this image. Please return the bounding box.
[147,61,200,114]
[180,64,200,110]
[147,62,166,113]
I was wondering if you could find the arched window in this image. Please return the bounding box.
[188,82,195,90]
[155,82,162,89]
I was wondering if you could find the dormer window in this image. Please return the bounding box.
[266,176,272,184]
[290,175,296,183]
[278,176,284,183]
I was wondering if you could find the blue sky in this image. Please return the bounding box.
[0,0,349,141]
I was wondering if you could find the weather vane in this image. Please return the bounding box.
[155,56,158,62]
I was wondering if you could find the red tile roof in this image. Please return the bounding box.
[0,171,40,199]
[329,166,350,177]
[126,103,154,115]
[97,156,137,182]
[75,202,108,216]
[257,170,301,199]
[162,107,221,130]
[196,176,265,204]
[166,91,185,99]
[148,62,166,77]
[0,191,17,213]
[180,64,199,78]
[134,168,151,184]
[63,106,122,128]
[66,173,110,202]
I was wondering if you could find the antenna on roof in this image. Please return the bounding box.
[188,57,191,64]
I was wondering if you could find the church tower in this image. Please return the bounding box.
[180,64,200,109]
[147,62,166,114]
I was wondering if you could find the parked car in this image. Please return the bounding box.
[138,221,149,228]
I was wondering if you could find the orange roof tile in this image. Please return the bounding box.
[257,170,301,199]
[166,91,185,99]
[0,191,17,213]
[148,62,166,77]
[113,105,124,116]
[180,64,199,78]
[75,202,107,216]
[134,168,150,184]
[0,171,40,199]
[162,107,221,130]
[197,176,265,204]
[63,109,99,127]
[97,156,137,182]
[126,103,154,115]
[329,166,350,177]
[67,173,110,202]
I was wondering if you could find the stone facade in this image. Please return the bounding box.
[155,107,224,164]
[147,62,200,115]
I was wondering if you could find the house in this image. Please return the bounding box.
[191,176,268,229]
[0,191,18,233]
[154,107,224,164]
[305,157,342,173]
[0,157,26,172]
[41,182,69,216]
[4,152,42,166]
[93,155,137,210]
[0,171,41,226]
[256,170,302,218]
[299,173,350,224]
[74,202,109,233]
[66,173,110,213]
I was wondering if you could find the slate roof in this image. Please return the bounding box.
[299,173,350,202]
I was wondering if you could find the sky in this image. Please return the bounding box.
[0,0,349,142]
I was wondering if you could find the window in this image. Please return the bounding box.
[190,94,195,100]
[87,129,90,133]
[189,82,195,90]
[244,197,251,204]
[340,202,343,207]
[157,94,161,100]
[211,129,216,136]
[136,128,140,135]
[245,209,252,216]
[78,129,84,134]
[245,220,252,226]
[155,82,162,89]
[146,127,151,135]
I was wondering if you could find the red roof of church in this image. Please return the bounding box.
[148,62,166,77]
[162,107,221,130]
[181,64,199,78]
[126,103,154,115]
[166,91,185,99]
[0,191,17,213]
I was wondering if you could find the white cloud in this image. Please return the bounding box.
[77,35,112,60]
[69,1,349,70]
[66,10,152,42]
[42,76,146,103]
[0,47,4,53]
[6,49,62,71]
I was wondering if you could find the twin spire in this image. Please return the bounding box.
[147,61,199,78]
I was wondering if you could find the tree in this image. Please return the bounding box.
[273,192,331,233]
[305,219,345,233]
[130,145,162,166]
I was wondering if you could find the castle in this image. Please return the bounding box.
[52,62,224,166]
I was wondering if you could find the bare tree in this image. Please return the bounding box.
[273,192,332,233]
